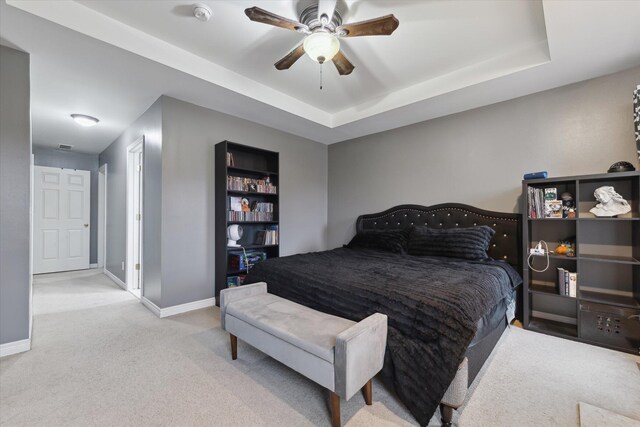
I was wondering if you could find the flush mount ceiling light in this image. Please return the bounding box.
[70,114,99,127]
[303,32,340,64]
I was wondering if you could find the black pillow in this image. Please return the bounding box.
[407,225,495,260]
[346,229,409,254]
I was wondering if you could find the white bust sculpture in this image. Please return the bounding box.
[589,186,632,217]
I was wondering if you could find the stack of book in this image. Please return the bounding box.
[226,152,235,167]
[227,211,274,222]
[228,198,275,222]
[227,176,277,194]
[253,202,273,213]
[557,268,577,297]
[528,187,562,218]
[255,225,278,245]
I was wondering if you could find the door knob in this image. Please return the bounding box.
[84,224,89,227]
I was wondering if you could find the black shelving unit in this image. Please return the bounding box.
[215,141,279,304]
[522,171,640,354]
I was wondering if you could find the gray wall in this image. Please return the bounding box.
[0,46,31,345]
[160,96,327,307]
[33,147,99,264]
[328,66,640,248]
[99,99,163,305]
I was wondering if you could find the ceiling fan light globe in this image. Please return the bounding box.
[303,32,340,63]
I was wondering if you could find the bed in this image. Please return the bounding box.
[244,203,523,426]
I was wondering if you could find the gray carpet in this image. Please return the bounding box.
[1,270,638,426]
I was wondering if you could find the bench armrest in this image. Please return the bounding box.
[334,313,388,400]
[440,357,468,409]
[219,282,267,330]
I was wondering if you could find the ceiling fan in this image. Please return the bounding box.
[245,1,399,76]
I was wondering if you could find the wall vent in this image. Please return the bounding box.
[57,144,73,150]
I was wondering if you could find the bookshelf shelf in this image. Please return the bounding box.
[578,212,640,220]
[522,171,640,354]
[579,254,640,265]
[228,221,279,225]
[215,141,279,303]
[227,190,278,197]
[529,283,576,300]
[227,244,279,251]
[529,318,578,338]
[227,270,245,276]
[528,218,578,221]
[579,290,640,309]
[548,254,577,261]
[227,166,278,176]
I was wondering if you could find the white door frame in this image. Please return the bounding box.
[126,137,143,298]
[97,163,107,269]
[29,154,34,340]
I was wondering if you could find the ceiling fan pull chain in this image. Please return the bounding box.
[320,63,323,90]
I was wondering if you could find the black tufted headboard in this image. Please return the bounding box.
[356,203,523,273]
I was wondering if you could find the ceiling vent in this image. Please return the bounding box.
[57,144,73,151]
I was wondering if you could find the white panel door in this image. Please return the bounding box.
[34,166,90,274]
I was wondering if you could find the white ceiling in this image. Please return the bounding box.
[1,0,640,153]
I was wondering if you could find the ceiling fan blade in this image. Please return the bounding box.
[332,51,354,75]
[245,6,309,32]
[336,14,399,37]
[275,44,306,70]
[317,0,337,26]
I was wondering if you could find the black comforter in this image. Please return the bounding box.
[244,247,521,426]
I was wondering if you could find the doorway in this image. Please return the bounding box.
[126,138,143,299]
[33,166,91,274]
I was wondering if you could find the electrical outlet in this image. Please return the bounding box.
[121,261,125,270]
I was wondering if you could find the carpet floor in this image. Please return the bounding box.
[1,270,638,426]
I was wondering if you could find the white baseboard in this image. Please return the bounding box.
[141,296,215,318]
[90,263,98,268]
[0,338,31,358]
[104,269,127,290]
[160,297,216,318]
[141,297,162,317]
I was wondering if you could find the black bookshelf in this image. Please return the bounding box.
[215,141,279,304]
[522,171,640,354]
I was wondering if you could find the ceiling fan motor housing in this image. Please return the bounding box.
[299,4,342,34]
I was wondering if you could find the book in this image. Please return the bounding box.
[227,176,277,194]
[544,200,563,218]
[568,272,577,297]
[544,188,557,200]
[557,268,566,295]
[229,196,242,212]
[227,276,240,288]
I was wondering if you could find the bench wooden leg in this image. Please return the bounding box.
[362,379,372,405]
[329,391,340,427]
[230,334,237,360]
[440,403,454,427]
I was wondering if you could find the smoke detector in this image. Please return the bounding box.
[193,3,212,22]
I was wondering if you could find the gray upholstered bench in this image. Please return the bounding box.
[220,282,388,427]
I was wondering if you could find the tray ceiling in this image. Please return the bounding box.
[2,0,640,152]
